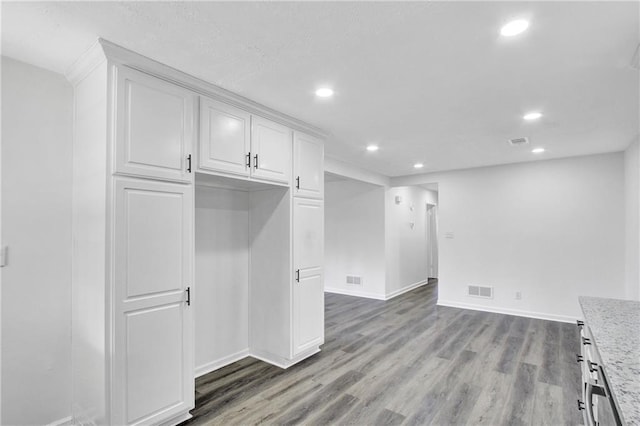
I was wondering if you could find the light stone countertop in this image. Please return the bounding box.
[579,296,640,425]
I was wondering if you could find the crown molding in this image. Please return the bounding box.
[64,39,107,85]
[66,38,328,139]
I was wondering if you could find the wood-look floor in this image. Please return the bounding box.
[183,281,583,425]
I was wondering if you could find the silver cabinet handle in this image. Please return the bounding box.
[585,379,607,426]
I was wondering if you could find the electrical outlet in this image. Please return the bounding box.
[515,291,522,300]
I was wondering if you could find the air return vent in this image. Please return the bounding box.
[468,285,493,299]
[346,275,362,286]
[508,137,529,146]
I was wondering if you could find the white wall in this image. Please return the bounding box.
[393,153,626,321]
[625,139,640,300]
[325,179,386,298]
[195,186,249,376]
[385,186,432,296]
[1,56,73,424]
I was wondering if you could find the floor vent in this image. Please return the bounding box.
[468,285,493,299]
[346,275,362,286]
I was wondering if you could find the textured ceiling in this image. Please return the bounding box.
[2,1,639,177]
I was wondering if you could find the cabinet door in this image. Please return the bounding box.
[250,116,292,184]
[113,178,193,425]
[293,132,324,199]
[199,97,251,177]
[293,198,324,355]
[115,66,195,183]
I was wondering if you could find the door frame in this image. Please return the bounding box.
[425,203,438,279]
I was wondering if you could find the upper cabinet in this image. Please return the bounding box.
[294,132,324,199]
[199,97,251,177]
[199,96,292,185]
[251,116,292,184]
[115,66,195,183]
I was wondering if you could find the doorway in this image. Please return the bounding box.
[426,203,439,280]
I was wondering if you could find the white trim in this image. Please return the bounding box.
[158,411,192,426]
[195,349,250,378]
[250,347,320,369]
[65,39,107,85]
[67,39,326,139]
[325,280,431,301]
[384,280,430,300]
[437,299,577,323]
[46,416,74,426]
[324,286,386,300]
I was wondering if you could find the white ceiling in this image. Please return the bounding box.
[2,1,638,177]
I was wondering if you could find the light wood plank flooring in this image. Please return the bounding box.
[183,281,583,425]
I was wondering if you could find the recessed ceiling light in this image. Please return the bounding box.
[500,19,529,37]
[532,148,545,154]
[366,145,379,152]
[414,163,424,169]
[315,87,334,98]
[523,112,543,120]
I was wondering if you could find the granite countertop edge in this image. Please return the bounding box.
[579,296,640,426]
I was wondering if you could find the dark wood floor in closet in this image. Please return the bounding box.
[182,281,583,425]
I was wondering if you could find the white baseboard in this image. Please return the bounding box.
[195,348,250,378]
[437,299,577,323]
[384,279,430,300]
[47,416,73,426]
[325,279,431,302]
[158,411,192,426]
[250,347,320,369]
[324,286,386,300]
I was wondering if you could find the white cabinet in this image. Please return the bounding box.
[115,66,195,183]
[71,58,195,426]
[293,198,324,355]
[199,97,251,177]
[251,116,291,184]
[199,97,292,185]
[69,39,324,426]
[113,178,193,425]
[293,132,324,199]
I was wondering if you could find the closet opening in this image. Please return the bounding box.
[194,173,291,377]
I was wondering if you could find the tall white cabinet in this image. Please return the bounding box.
[293,198,324,355]
[68,39,325,426]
